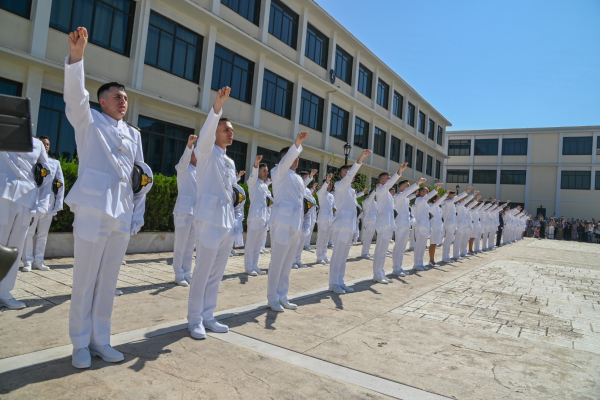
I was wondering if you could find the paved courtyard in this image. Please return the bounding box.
[1,238,599,399]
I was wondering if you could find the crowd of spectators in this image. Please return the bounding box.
[524,216,600,243]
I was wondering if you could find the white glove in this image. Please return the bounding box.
[130,222,141,235]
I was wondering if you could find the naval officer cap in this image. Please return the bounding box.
[132,161,154,195]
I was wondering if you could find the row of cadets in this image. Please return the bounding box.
[359,184,379,260]
[426,188,448,267]
[390,178,423,276]
[244,155,270,276]
[315,172,335,264]
[21,136,65,272]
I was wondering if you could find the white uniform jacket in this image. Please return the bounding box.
[375,173,401,230]
[428,192,448,229]
[316,183,335,224]
[456,195,475,227]
[413,190,438,228]
[173,146,197,215]
[361,195,377,230]
[441,191,468,227]
[332,162,362,232]
[63,57,146,226]
[48,158,65,215]
[394,183,419,229]
[270,144,304,231]
[247,166,270,223]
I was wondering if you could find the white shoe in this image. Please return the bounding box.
[280,299,298,310]
[316,259,327,265]
[324,258,330,264]
[114,289,123,296]
[327,244,334,249]
[340,283,354,293]
[393,269,406,277]
[231,250,240,256]
[261,248,270,254]
[188,323,206,339]
[184,274,192,284]
[254,267,266,275]
[259,249,265,254]
[269,301,285,312]
[372,277,388,284]
[72,347,91,369]
[246,270,258,276]
[176,278,189,286]
[0,297,26,310]
[303,245,312,250]
[21,264,31,272]
[121,260,127,265]
[297,263,307,269]
[32,262,50,271]
[204,319,229,333]
[414,265,428,271]
[331,284,346,294]
[292,263,299,269]
[386,250,392,255]
[361,254,372,260]
[89,344,124,363]
[428,261,437,268]
[442,258,453,263]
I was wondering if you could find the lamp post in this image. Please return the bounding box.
[343,142,351,165]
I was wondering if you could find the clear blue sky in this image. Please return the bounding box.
[316,0,600,131]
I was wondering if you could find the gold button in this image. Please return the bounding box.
[120,178,124,182]
[120,163,123,166]
[18,154,21,157]
[118,149,122,153]
[121,136,125,139]
[227,200,231,204]
[18,176,21,180]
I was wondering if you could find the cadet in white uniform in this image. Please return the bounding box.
[244,155,270,276]
[352,190,365,245]
[440,189,470,263]
[172,135,199,286]
[315,173,335,264]
[470,198,487,253]
[266,132,309,312]
[360,187,378,259]
[293,170,316,269]
[427,189,448,267]
[0,138,52,309]
[64,28,151,369]
[391,179,423,276]
[413,183,442,271]
[453,191,475,259]
[187,87,237,339]
[259,177,272,254]
[231,181,246,255]
[22,136,64,272]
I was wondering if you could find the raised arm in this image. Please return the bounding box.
[336,149,372,190]
[452,190,469,204]
[433,191,448,206]
[247,155,262,190]
[176,135,197,174]
[53,161,65,213]
[33,142,53,214]
[272,132,308,181]
[64,27,93,130]
[195,87,229,157]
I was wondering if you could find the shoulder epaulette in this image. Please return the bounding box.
[125,120,141,131]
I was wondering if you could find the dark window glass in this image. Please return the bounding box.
[0,77,23,96]
[500,170,526,185]
[473,170,497,184]
[373,127,386,157]
[334,46,352,85]
[212,44,254,103]
[357,64,372,98]
[145,12,203,82]
[448,139,471,156]
[305,24,328,68]
[393,91,403,119]
[596,171,600,190]
[268,0,298,49]
[474,139,499,155]
[298,158,320,172]
[560,171,591,190]
[221,0,261,25]
[428,119,435,140]
[354,117,369,148]
[502,138,527,155]
[436,125,443,145]
[435,159,441,179]
[376,79,389,109]
[405,143,413,168]
[329,104,349,141]
[447,169,469,183]
[390,136,401,162]
[299,89,324,131]
[37,90,77,160]
[261,69,293,119]
[0,0,31,18]
[562,136,593,155]
[50,0,135,56]
[416,149,423,172]
[257,146,280,171]
[417,111,425,134]
[407,102,415,127]
[226,139,248,182]
[426,155,433,176]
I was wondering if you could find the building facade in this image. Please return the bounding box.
[0,0,450,185]
[444,126,600,220]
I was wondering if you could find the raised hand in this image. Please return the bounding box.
[237,171,245,179]
[357,149,372,164]
[326,173,333,183]
[398,162,409,175]
[467,186,473,192]
[436,182,444,189]
[254,155,263,168]
[68,27,88,64]
[187,134,198,149]
[310,169,318,178]
[476,196,481,200]
[418,177,427,185]
[474,190,479,195]
[213,87,231,114]
[295,131,309,147]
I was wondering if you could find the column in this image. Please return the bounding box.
[128,97,141,126]
[129,0,152,89]
[247,134,258,174]
[348,106,357,159]
[413,143,418,180]
[322,93,333,151]
[297,7,308,66]
[210,0,220,14]
[495,168,501,200]
[524,165,531,211]
[290,74,303,136]
[497,135,503,164]
[351,52,360,98]
[319,155,327,181]
[414,103,421,135]
[259,0,272,44]
[385,128,392,171]
[526,133,532,164]
[29,0,52,58]
[371,68,379,109]
[468,164,473,186]
[252,54,266,128]
[470,137,475,164]
[388,81,395,120]
[592,131,599,164]
[555,167,562,216]
[558,133,564,164]
[199,26,218,111]
[368,117,375,165]
[24,68,44,131]
[403,93,409,130]
[327,31,337,74]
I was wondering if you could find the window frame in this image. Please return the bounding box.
[373,127,386,157]
[426,155,433,176]
[437,125,443,146]
[211,44,255,104]
[357,64,373,98]
[416,149,424,172]
[417,111,426,134]
[501,138,528,155]
[448,139,471,156]
[299,89,324,132]
[354,116,369,148]
[268,0,298,49]
[435,159,441,179]
[428,119,435,140]
[474,138,499,156]
[221,0,261,25]
[329,104,349,141]
[596,171,600,190]
[392,91,403,119]
[0,77,23,97]
[405,143,413,168]
[562,136,593,155]
[390,136,401,162]
[447,169,469,184]
[376,79,389,109]
[472,169,497,184]
[407,102,415,127]
[226,139,249,182]
[261,69,293,119]
[304,23,328,69]
[560,170,591,190]
[500,170,526,185]
[334,45,353,85]
[0,0,32,19]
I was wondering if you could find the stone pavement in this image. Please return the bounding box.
[1,238,599,399]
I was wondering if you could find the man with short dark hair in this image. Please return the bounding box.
[244,156,270,276]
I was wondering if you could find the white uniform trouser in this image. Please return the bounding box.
[260,225,269,250]
[352,220,360,243]
[460,226,471,256]
[487,227,496,249]
[453,227,466,259]
[305,220,315,247]
[316,221,333,261]
[360,224,376,257]
[442,224,456,260]
[22,211,54,265]
[294,231,308,264]
[473,226,483,252]
[409,227,416,250]
[373,227,393,280]
[69,206,130,348]
[244,218,267,271]
[187,222,234,326]
[172,212,195,281]
[0,199,31,300]
[267,222,302,304]
[329,228,354,287]
[414,227,429,268]
[391,226,410,273]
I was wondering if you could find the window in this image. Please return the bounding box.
[221,0,260,25]
[416,149,423,172]
[212,44,254,103]
[376,79,389,109]
[373,127,386,157]
[473,170,497,184]
[390,136,401,162]
[329,104,349,141]
[0,77,23,97]
[428,119,435,140]
[257,146,280,171]
[305,24,328,68]
[437,126,443,145]
[298,159,320,172]
[426,155,433,176]
[226,140,248,182]
[50,0,135,56]
[261,69,293,119]
[561,171,591,190]
[299,89,324,131]
[268,0,298,49]
[354,117,369,148]
[596,171,600,190]
[36,90,76,160]
[393,91,403,119]
[447,169,469,183]
[145,12,203,82]
[407,102,415,127]
[405,144,413,168]
[357,64,372,98]
[435,159,441,179]
[138,116,194,176]
[474,139,499,155]
[502,138,527,155]
[417,111,425,134]
[563,136,593,155]
[0,0,31,18]
[334,46,353,85]
[448,139,471,156]
[500,170,526,185]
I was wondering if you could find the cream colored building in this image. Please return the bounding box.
[0,0,449,185]
[444,126,600,220]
